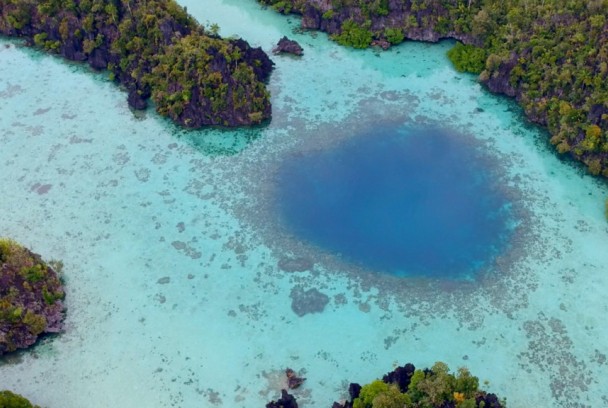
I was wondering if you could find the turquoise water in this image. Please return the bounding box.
[1,1,608,407]
[275,126,514,280]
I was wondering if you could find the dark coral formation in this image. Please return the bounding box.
[278,256,313,273]
[0,0,273,128]
[0,239,65,355]
[273,36,303,56]
[289,286,329,317]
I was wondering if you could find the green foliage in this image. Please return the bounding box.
[0,391,40,408]
[333,20,373,49]
[353,380,410,408]
[384,28,404,45]
[322,9,334,19]
[20,264,46,283]
[272,1,292,13]
[447,42,487,74]
[353,362,505,408]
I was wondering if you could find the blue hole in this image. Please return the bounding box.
[274,126,515,280]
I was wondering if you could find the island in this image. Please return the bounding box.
[0,238,65,355]
[267,361,505,407]
[0,0,274,128]
[259,0,608,179]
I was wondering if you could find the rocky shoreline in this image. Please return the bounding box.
[0,0,274,128]
[259,0,608,178]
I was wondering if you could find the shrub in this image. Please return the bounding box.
[353,380,410,408]
[384,28,404,45]
[0,390,40,408]
[447,42,487,74]
[333,20,373,49]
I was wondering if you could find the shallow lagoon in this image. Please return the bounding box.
[1,1,608,407]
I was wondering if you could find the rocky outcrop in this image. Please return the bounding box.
[266,389,298,408]
[0,239,65,355]
[0,0,273,128]
[382,363,416,392]
[273,36,304,56]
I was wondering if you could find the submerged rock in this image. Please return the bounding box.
[273,36,304,56]
[289,286,329,317]
[278,256,313,272]
[286,368,306,389]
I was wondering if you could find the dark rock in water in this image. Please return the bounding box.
[231,38,275,83]
[128,89,148,110]
[286,368,306,389]
[382,363,416,392]
[289,286,329,317]
[348,383,362,400]
[273,36,304,56]
[278,257,313,272]
[266,389,298,408]
[332,383,360,408]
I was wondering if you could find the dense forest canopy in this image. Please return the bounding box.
[260,0,608,178]
[0,0,274,127]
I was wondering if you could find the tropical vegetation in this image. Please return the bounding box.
[0,0,273,127]
[351,362,504,408]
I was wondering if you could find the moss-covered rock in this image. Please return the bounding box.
[0,238,65,355]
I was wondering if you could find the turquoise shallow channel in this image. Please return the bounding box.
[1,0,608,407]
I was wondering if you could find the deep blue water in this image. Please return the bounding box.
[275,127,514,279]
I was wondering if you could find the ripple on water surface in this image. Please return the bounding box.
[275,126,516,280]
